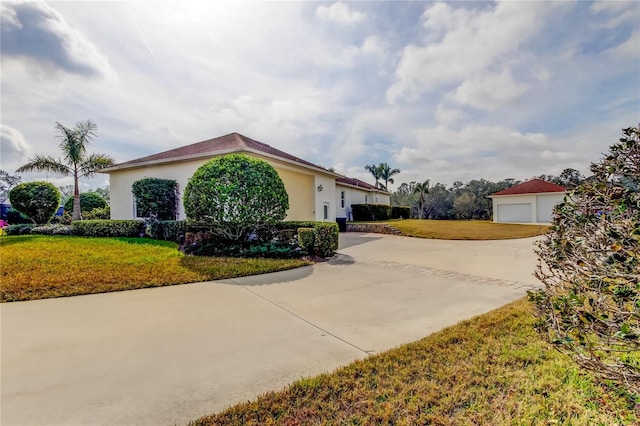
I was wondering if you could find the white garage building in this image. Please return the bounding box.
[489,179,566,224]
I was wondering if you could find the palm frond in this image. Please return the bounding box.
[56,121,96,164]
[15,155,71,175]
[79,153,116,177]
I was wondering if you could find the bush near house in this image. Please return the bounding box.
[277,221,339,257]
[391,206,411,219]
[9,181,60,224]
[297,228,315,253]
[351,204,391,221]
[131,178,179,220]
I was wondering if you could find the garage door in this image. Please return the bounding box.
[536,194,563,223]
[497,203,531,223]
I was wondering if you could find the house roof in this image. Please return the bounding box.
[101,132,338,176]
[336,176,389,194]
[490,179,566,196]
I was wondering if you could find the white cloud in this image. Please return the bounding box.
[1,1,113,79]
[607,30,640,59]
[387,1,549,103]
[450,70,528,111]
[316,2,366,25]
[435,104,462,125]
[0,125,32,170]
[590,0,639,28]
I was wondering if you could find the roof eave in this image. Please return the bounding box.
[489,190,566,198]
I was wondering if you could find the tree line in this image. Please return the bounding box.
[391,168,585,220]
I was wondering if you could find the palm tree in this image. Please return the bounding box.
[16,120,115,221]
[365,164,382,188]
[413,179,430,219]
[378,162,400,191]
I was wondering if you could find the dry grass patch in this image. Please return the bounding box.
[0,235,309,302]
[192,299,637,425]
[383,219,549,240]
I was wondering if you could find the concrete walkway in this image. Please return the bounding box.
[1,233,542,426]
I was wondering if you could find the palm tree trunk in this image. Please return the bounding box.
[72,172,82,221]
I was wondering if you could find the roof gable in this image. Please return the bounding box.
[103,132,332,174]
[491,179,566,196]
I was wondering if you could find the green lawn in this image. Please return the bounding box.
[381,219,550,240]
[192,298,638,425]
[0,235,310,302]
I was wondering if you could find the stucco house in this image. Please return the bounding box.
[489,179,566,224]
[101,132,390,222]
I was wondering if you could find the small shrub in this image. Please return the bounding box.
[313,222,339,257]
[82,206,110,220]
[131,178,178,220]
[73,220,144,237]
[391,206,411,219]
[64,192,107,214]
[4,224,34,235]
[31,224,75,235]
[147,220,188,242]
[9,181,60,224]
[298,228,315,253]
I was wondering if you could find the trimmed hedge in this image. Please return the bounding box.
[351,204,391,221]
[391,206,411,219]
[31,224,75,236]
[4,224,34,235]
[73,220,144,237]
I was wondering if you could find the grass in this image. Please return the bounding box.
[0,235,310,302]
[380,219,550,240]
[192,298,638,425]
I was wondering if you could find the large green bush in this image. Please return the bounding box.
[73,220,144,237]
[131,178,178,220]
[63,192,107,213]
[9,181,60,224]
[391,206,411,219]
[529,125,639,396]
[183,154,289,241]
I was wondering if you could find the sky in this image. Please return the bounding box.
[1,0,638,192]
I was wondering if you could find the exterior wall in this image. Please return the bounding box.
[492,192,565,224]
[335,184,390,220]
[107,154,327,221]
[314,174,336,221]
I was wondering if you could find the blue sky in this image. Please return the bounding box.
[1,1,638,191]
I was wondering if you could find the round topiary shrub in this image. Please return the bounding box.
[183,153,289,241]
[9,181,60,224]
[64,192,107,213]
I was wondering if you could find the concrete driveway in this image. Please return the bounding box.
[1,233,542,426]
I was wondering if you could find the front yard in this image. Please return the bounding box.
[382,219,550,240]
[192,298,638,425]
[0,235,310,302]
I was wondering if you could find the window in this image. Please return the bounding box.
[323,203,329,220]
[365,195,368,204]
[340,191,345,208]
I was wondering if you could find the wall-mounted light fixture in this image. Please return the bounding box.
[317,184,323,192]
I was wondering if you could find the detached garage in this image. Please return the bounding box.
[490,179,566,224]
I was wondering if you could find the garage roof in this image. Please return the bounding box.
[490,179,565,196]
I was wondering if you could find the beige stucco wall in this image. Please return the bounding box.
[106,153,328,221]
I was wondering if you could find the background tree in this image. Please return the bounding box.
[391,181,417,207]
[93,186,110,203]
[412,180,430,219]
[16,120,115,221]
[183,154,289,241]
[378,162,400,191]
[530,125,639,395]
[63,192,108,214]
[131,178,178,220]
[422,182,454,219]
[0,170,22,199]
[364,164,382,188]
[9,181,60,224]
[558,167,585,189]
